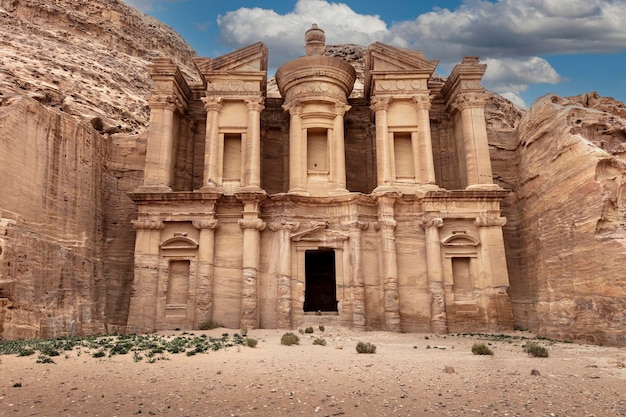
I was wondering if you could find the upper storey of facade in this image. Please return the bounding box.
[135,24,501,198]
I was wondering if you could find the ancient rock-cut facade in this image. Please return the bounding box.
[128,25,513,333]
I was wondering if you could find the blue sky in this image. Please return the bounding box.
[124,0,626,108]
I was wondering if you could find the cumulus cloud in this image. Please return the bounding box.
[217,0,626,107]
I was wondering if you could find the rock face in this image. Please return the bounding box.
[0,0,624,345]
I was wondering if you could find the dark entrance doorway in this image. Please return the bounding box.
[304,249,338,312]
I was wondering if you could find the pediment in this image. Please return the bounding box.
[366,42,439,74]
[160,236,199,250]
[194,42,268,77]
[441,233,480,247]
[291,224,349,244]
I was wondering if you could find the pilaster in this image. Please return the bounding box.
[269,221,300,329]
[341,220,369,331]
[370,96,393,190]
[411,94,437,186]
[283,101,308,195]
[192,214,219,327]
[422,215,448,334]
[243,97,265,190]
[200,96,223,190]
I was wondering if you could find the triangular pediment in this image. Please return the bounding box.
[194,42,268,77]
[366,42,439,74]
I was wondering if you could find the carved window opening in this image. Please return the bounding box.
[307,128,328,173]
[166,260,190,305]
[223,133,242,181]
[451,257,473,301]
[304,248,337,312]
[393,132,414,180]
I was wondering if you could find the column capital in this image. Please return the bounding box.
[192,219,219,230]
[201,96,223,112]
[411,93,434,111]
[375,218,397,231]
[281,99,302,115]
[131,219,164,230]
[268,221,300,232]
[334,102,351,116]
[422,216,444,229]
[149,95,180,112]
[370,95,391,112]
[244,96,265,112]
[341,220,369,231]
[475,216,507,227]
[239,218,266,231]
[451,91,487,112]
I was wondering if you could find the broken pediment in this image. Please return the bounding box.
[194,42,268,78]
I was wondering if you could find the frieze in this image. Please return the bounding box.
[131,219,164,230]
[207,80,259,93]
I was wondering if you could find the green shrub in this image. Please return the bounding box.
[92,350,106,358]
[524,342,549,358]
[304,327,314,334]
[281,332,300,346]
[356,341,376,354]
[244,338,258,348]
[313,338,326,346]
[471,342,494,355]
[318,325,325,332]
[198,320,221,330]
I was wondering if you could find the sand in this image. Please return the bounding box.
[0,328,624,417]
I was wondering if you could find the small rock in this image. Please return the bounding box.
[531,369,541,376]
[444,366,455,374]
[335,344,343,349]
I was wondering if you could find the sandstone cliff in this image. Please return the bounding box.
[1,0,625,345]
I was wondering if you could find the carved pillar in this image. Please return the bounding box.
[375,194,401,332]
[341,220,369,331]
[127,219,164,333]
[192,215,219,326]
[371,96,392,188]
[423,216,448,334]
[283,102,307,194]
[452,92,494,187]
[201,96,223,189]
[269,221,299,328]
[237,193,266,329]
[244,97,265,189]
[412,94,437,185]
[475,215,513,329]
[143,100,177,190]
[331,102,350,193]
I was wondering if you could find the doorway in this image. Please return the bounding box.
[304,249,337,312]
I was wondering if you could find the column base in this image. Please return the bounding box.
[287,187,310,196]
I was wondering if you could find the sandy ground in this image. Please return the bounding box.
[0,328,624,417]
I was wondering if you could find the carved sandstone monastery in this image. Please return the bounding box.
[128,25,512,333]
[1,0,625,345]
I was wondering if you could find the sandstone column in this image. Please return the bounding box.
[283,102,307,194]
[201,96,223,189]
[143,100,177,190]
[269,221,299,328]
[342,220,369,331]
[423,216,448,334]
[412,94,437,185]
[192,214,219,326]
[244,97,265,189]
[127,219,164,333]
[237,193,266,329]
[453,92,494,187]
[331,102,350,193]
[371,96,392,188]
[375,194,401,332]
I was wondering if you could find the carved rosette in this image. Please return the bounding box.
[475,216,507,227]
[206,80,259,94]
[131,219,164,230]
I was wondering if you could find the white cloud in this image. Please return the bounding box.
[216,0,626,106]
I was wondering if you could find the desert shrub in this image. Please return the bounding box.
[356,341,376,354]
[523,342,549,358]
[471,342,494,355]
[198,320,221,330]
[92,349,106,358]
[244,338,258,348]
[281,332,300,346]
[304,327,314,334]
[17,346,36,357]
[313,338,327,346]
[36,355,55,364]
[318,325,325,332]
